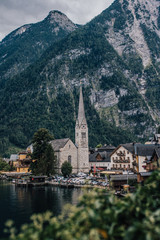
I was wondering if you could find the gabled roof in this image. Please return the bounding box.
[154,147,160,158]
[98,145,115,152]
[121,143,135,154]
[50,138,70,151]
[89,151,111,162]
[110,143,135,156]
[134,144,156,156]
[10,154,18,161]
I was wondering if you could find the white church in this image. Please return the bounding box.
[50,85,89,173]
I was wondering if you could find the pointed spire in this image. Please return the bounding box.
[78,82,86,126]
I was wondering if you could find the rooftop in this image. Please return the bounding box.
[50,138,70,151]
[134,144,157,156]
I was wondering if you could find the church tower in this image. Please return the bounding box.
[75,84,89,173]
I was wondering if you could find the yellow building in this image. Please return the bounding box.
[16,151,32,173]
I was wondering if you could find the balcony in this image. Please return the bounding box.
[116,152,126,157]
[17,164,30,168]
[113,159,130,163]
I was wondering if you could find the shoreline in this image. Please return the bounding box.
[47,181,107,189]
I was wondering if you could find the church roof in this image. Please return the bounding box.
[50,138,70,151]
[77,85,86,126]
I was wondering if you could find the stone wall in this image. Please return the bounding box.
[57,139,78,174]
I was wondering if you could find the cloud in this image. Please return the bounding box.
[0,0,114,41]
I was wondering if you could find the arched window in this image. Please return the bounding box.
[68,155,71,164]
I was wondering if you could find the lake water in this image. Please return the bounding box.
[0,181,84,238]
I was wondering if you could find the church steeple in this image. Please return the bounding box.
[75,83,89,173]
[77,84,87,126]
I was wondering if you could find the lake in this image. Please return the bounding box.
[0,181,84,238]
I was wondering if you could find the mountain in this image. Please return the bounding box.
[0,10,78,81]
[0,0,160,156]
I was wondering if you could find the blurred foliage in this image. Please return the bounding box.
[4,170,160,240]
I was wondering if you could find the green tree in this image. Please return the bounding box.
[0,158,11,171]
[30,128,56,176]
[61,161,72,177]
[96,144,102,148]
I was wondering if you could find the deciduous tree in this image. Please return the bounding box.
[61,161,72,177]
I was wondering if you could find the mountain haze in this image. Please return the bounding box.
[0,0,160,156]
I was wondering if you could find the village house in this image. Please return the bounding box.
[131,142,160,183]
[9,154,19,168]
[149,147,160,170]
[89,145,115,172]
[138,146,160,183]
[133,144,156,181]
[16,151,32,173]
[9,151,32,173]
[110,143,135,172]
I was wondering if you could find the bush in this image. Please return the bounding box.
[61,161,72,177]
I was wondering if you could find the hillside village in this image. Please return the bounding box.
[4,85,160,188]
[1,1,160,239]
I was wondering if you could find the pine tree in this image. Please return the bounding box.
[30,128,56,176]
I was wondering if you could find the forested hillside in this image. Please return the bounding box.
[0,0,160,156]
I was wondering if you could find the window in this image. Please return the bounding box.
[68,155,71,164]
[81,132,86,138]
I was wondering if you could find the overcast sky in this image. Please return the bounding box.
[0,0,114,41]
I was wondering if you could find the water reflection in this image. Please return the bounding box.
[0,181,83,237]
